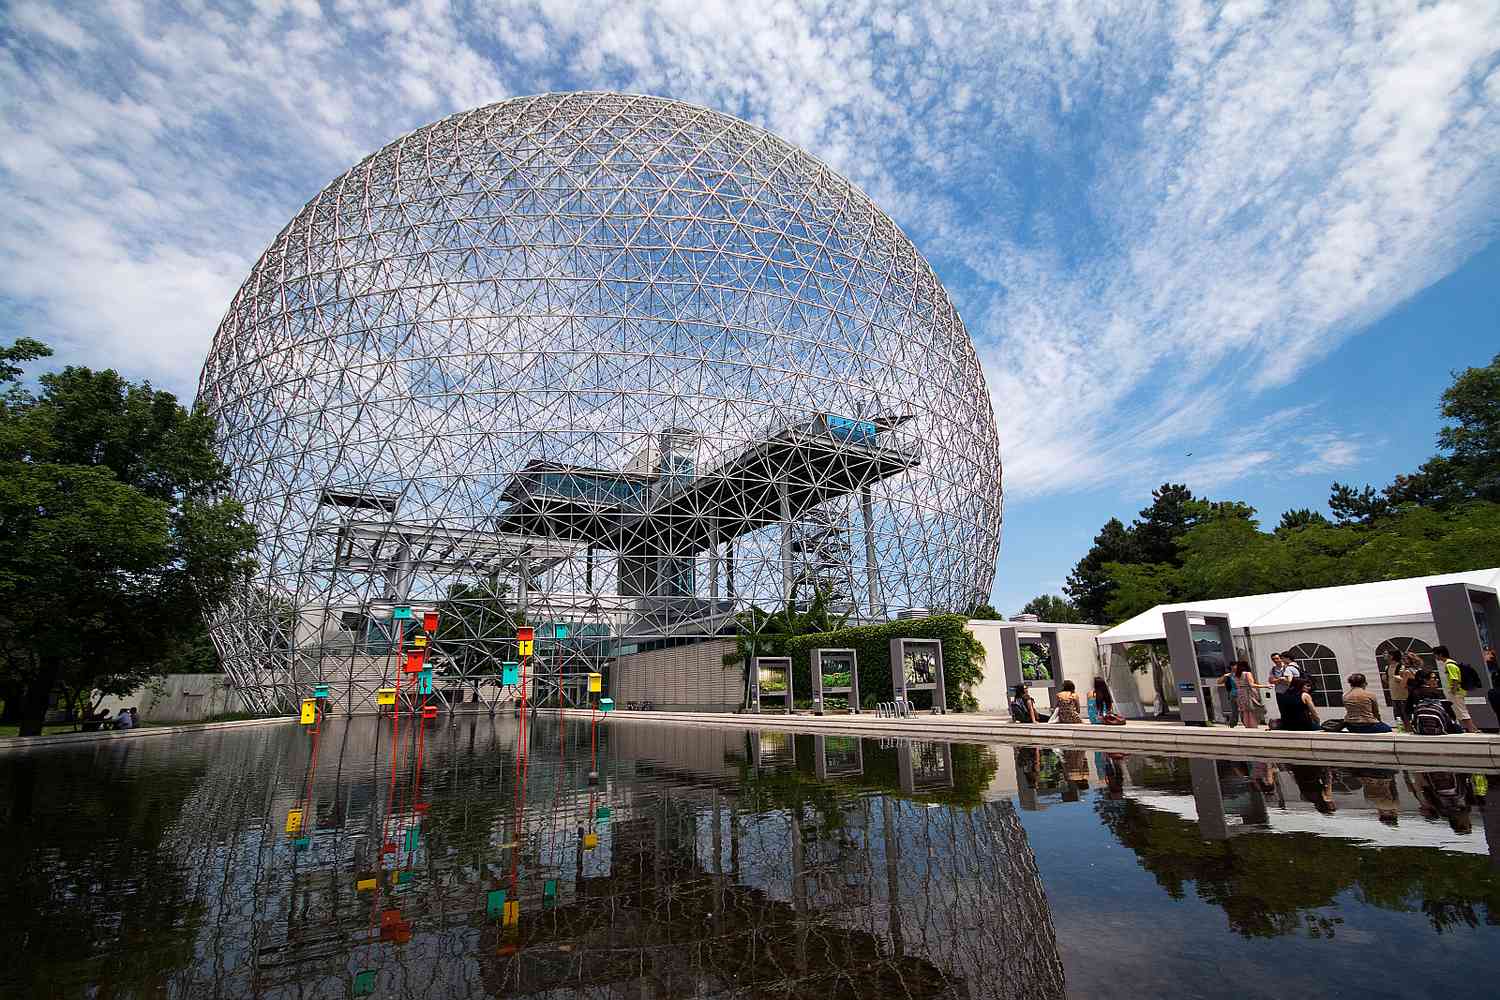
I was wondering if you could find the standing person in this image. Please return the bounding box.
[1270,654,1300,726]
[1342,674,1393,733]
[1434,644,1479,733]
[1216,668,1239,726]
[1484,647,1499,730]
[1225,660,1267,729]
[1280,676,1320,731]
[1385,651,1410,726]
[1269,652,1300,692]
[1051,680,1083,724]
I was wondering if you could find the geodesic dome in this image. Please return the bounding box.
[197,91,1002,714]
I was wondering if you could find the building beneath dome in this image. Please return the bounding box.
[196,92,1003,715]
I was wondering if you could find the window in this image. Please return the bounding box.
[1373,636,1435,706]
[1286,642,1342,708]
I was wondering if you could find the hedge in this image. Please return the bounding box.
[778,613,984,712]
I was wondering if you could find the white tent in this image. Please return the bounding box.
[1094,568,1500,722]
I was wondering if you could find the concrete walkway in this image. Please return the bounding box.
[561,708,1500,769]
[0,715,294,753]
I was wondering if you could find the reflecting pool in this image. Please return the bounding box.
[2,717,1498,998]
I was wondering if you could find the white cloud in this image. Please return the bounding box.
[0,0,1496,504]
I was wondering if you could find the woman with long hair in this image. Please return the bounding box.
[1089,676,1115,722]
[1280,675,1321,731]
[1225,660,1268,729]
[1052,679,1083,725]
[1009,683,1045,724]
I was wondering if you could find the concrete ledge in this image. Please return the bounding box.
[0,715,295,753]
[549,708,1500,770]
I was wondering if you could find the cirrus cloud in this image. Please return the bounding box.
[0,0,1496,502]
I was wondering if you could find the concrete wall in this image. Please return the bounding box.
[965,620,1108,716]
[610,622,1117,717]
[611,639,741,711]
[98,674,247,723]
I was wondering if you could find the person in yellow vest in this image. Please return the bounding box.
[1435,644,1478,734]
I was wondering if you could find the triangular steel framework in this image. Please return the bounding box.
[196,92,1003,715]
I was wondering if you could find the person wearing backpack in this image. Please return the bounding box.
[1435,644,1479,733]
[1408,669,1461,736]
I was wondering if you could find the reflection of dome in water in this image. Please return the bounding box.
[197,91,1002,712]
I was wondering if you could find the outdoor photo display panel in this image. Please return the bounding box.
[1019,639,1055,686]
[811,647,859,714]
[752,656,793,712]
[890,637,946,713]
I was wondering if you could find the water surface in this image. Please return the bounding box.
[2,717,1497,998]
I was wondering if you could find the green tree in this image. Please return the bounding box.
[1275,507,1330,533]
[1328,482,1391,525]
[965,601,1004,620]
[0,349,256,735]
[1102,501,1500,623]
[434,579,521,694]
[1132,483,1201,564]
[0,337,50,382]
[1017,594,1082,623]
[1103,561,1181,623]
[1333,352,1500,519]
[724,587,851,708]
[1064,517,1136,623]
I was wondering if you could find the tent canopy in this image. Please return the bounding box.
[1094,568,1500,646]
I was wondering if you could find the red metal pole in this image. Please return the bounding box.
[394,617,404,724]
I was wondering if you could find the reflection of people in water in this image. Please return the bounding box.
[1102,753,1126,798]
[1404,769,1474,834]
[1252,761,1284,809]
[1358,772,1401,826]
[1290,764,1337,815]
[1063,749,1089,789]
[1014,747,1042,791]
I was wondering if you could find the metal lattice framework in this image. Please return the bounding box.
[197,92,1003,715]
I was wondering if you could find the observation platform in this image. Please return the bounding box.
[494,416,921,553]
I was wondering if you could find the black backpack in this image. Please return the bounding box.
[1458,661,1482,690]
[1426,771,1470,815]
[1410,698,1456,736]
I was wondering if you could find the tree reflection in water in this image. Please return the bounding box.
[0,718,1066,999]
[1081,752,1500,937]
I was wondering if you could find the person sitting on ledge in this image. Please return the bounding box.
[1407,669,1461,735]
[1341,674,1393,733]
[1009,683,1046,724]
[1279,676,1321,731]
[1051,680,1083,725]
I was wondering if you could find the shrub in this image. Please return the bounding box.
[781,614,984,711]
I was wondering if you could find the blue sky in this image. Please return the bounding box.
[2,1,1498,616]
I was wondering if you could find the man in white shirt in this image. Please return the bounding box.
[1269,653,1300,690]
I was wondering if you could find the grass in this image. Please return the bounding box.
[0,724,79,738]
[0,711,273,739]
